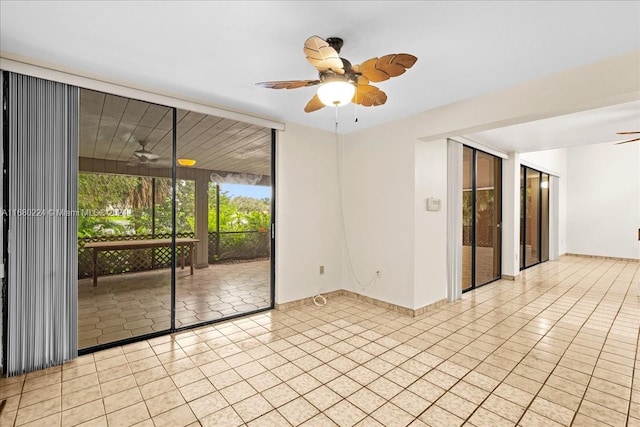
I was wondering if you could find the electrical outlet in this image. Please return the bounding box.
[376,270,381,278]
[319,265,325,275]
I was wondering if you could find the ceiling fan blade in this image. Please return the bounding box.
[304,36,345,75]
[614,137,640,145]
[353,84,387,107]
[356,75,369,86]
[304,94,325,113]
[616,131,640,135]
[256,80,320,90]
[134,152,160,161]
[353,53,418,83]
[127,158,171,168]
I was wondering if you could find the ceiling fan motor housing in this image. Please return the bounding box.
[319,57,358,85]
[326,37,344,53]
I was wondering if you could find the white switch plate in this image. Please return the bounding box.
[426,198,441,211]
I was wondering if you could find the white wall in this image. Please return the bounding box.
[520,148,569,256]
[414,139,448,308]
[275,122,343,303]
[272,52,639,309]
[341,126,416,308]
[339,51,638,309]
[566,142,640,259]
[502,152,521,277]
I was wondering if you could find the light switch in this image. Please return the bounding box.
[426,198,441,211]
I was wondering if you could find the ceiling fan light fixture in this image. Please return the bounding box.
[317,81,355,107]
[177,158,196,167]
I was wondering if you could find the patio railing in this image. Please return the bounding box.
[78,230,270,279]
[462,226,496,247]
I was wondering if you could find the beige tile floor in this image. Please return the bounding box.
[1,255,639,426]
[78,260,271,348]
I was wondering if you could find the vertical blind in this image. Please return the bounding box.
[5,72,78,375]
[447,139,463,302]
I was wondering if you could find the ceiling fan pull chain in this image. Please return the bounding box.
[354,85,359,122]
[354,100,359,123]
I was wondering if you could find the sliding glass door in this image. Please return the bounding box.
[77,91,174,349]
[462,146,502,291]
[77,88,274,352]
[174,110,273,328]
[520,166,550,269]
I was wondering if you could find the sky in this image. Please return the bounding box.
[221,184,271,199]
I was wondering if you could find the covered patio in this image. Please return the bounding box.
[78,88,273,350]
[77,259,270,348]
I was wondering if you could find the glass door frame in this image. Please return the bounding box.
[77,98,277,355]
[520,165,549,270]
[462,145,503,293]
[171,127,277,334]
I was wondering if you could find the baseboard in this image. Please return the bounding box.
[275,290,344,311]
[339,290,415,316]
[501,274,517,281]
[562,253,640,263]
[276,289,448,317]
[413,298,449,316]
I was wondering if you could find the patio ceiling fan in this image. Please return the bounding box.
[255,35,418,112]
[613,131,640,144]
[127,139,170,167]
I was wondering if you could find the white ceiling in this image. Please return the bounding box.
[1,1,639,140]
[465,100,640,153]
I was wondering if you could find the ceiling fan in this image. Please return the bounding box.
[127,139,168,167]
[256,36,417,112]
[613,131,640,145]
[126,139,197,168]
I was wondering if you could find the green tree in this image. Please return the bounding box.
[154,179,195,234]
[79,174,270,241]
[78,173,137,237]
[207,186,271,232]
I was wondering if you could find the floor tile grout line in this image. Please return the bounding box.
[343,257,593,425]
[430,257,616,424]
[211,292,487,425]
[457,258,612,425]
[404,258,591,424]
[3,260,592,427]
[174,304,411,425]
[622,263,640,427]
[118,346,208,423]
[581,264,639,420]
[550,261,630,427]
[5,256,636,427]
[72,259,640,427]
[258,311,421,425]
[542,261,632,425]
[626,327,640,425]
